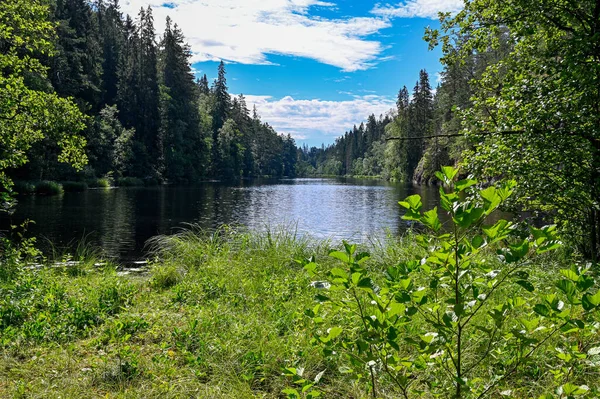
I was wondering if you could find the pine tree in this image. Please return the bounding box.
[197,74,209,95]
[97,0,123,107]
[159,16,207,181]
[116,15,139,130]
[211,60,231,173]
[50,0,103,111]
[136,6,162,177]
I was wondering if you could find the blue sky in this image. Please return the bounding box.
[121,0,462,147]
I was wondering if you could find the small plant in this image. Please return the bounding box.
[150,264,182,290]
[34,181,63,195]
[282,367,323,399]
[61,181,88,192]
[99,319,141,384]
[302,166,600,398]
[97,278,136,316]
[0,220,42,281]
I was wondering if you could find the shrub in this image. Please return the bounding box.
[302,166,600,398]
[35,181,63,195]
[61,181,88,192]
[87,178,111,188]
[115,177,144,187]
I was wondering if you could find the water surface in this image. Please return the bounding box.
[1,178,441,260]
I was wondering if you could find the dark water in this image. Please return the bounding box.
[1,178,442,261]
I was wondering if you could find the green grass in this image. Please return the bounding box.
[87,178,112,188]
[34,181,63,196]
[0,228,596,398]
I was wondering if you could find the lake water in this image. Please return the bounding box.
[1,178,442,261]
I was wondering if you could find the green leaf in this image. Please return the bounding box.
[516,280,534,292]
[439,166,459,183]
[399,194,423,212]
[560,269,579,282]
[357,277,375,290]
[480,186,502,214]
[533,303,550,317]
[329,251,349,263]
[455,178,477,192]
[330,268,347,279]
[556,280,578,304]
[582,290,600,311]
[421,207,442,232]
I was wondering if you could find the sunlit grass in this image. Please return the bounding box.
[0,227,592,398]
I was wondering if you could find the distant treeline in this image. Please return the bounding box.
[11,0,297,184]
[297,67,471,184]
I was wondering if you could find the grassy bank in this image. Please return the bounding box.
[0,226,598,398]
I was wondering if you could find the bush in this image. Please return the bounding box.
[302,166,600,398]
[35,181,63,196]
[87,178,111,188]
[61,181,88,192]
[115,177,144,187]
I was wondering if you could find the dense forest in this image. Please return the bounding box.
[6,0,297,185]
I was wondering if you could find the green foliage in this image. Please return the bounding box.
[150,264,182,290]
[0,221,41,282]
[35,181,64,196]
[87,177,111,188]
[426,0,600,258]
[303,166,600,398]
[0,0,87,208]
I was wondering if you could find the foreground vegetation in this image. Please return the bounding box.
[2,171,599,398]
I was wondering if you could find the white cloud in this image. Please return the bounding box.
[120,0,391,71]
[242,94,396,142]
[371,0,463,19]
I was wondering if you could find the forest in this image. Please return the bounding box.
[1,0,600,398]
[3,0,297,187]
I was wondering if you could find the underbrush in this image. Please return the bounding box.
[0,217,598,398]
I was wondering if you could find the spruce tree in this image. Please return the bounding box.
[50,0,103,111]
[97,0,123,107]
[136,6,162,177]
[159,17,207,181]
[211,60,231,174]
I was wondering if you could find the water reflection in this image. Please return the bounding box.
[1,178,441,260]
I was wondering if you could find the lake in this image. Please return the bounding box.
[1,178,442,261]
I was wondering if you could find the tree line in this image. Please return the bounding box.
[7,0,297,185]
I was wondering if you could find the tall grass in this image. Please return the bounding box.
[34,180,64,195]
[87,177,112,188]
[0,227,587,398]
